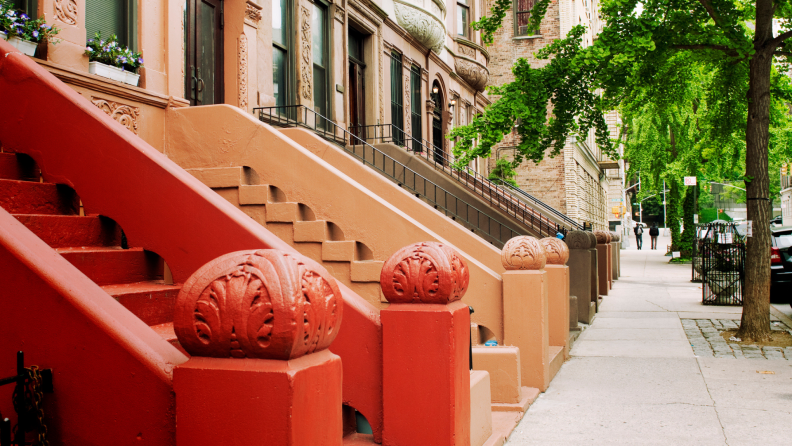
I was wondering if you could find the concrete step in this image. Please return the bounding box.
[14,214,122,248]
[58,247,162,286]
[548,345,565,382]
[322,241,356,262]
[102,281,181,326]
[149,322,188,356]
[238,184,270,205]
[350,261,384,282]
[0,152,38,181]
[266,202,300,222]
[294,220,328,242]
[0,179,78,215]
[186,166,243,188]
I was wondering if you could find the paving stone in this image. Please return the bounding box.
[729,344,744,358]
[710,319,722,329]
[784,347,792,359]
[762,347,785,360]
[721,320,739,330]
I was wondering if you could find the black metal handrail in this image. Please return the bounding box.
[349,123,582,237]
[254,105,523,247]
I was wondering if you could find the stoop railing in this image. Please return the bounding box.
[255,105,523,247]
[349,123,582,238]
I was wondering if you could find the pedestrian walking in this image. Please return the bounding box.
[649,224,659,250]
[634,223,644,250]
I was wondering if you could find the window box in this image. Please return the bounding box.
[8,36,37,56]
[89,61,126,83]
[124,70,140,87]
[1,31,6,41]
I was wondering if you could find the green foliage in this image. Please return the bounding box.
[667,182,682,251]
[0,5,59,43]
[472,0,551,46]
[488,158,519,187]
[699,207,733,223]
[85,32,144,70]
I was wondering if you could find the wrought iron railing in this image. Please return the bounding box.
[255,105,523,247]
[697,222,745,305]
[348,123,582,237]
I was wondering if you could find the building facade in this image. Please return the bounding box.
[6,0,490,154]
[484,0,623,231]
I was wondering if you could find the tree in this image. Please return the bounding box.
[452,0,792,341]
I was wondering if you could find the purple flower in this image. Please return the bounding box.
[138,57,144,64]
[86,47,93,52]
[20,14,28,20]
[32,30,38,38]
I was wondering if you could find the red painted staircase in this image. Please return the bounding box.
[0,151,184,347]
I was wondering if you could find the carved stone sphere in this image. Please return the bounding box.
[541,237,570,265]
[563,230,591,250]
[501,236,546,270]
[174,249,342,360]
[594,230,611,244]
[380,241,469,304]
[586,231,598,248]
[610,231,621,242]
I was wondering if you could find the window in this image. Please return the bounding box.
[390,52,404,144]
[515,0,535,36]
[2,0,36,17]
[273,0,291,108]
[457,0,469,38]
[410,65,422,149]
[312,2,330,125]
[86,0,136,49]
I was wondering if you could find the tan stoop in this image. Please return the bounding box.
[186,167,383,302]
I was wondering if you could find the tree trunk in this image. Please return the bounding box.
[738,0,774,342]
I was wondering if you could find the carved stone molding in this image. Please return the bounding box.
[501,236,546,270]
[91,98,140,134]
[238,34,249,110]
[174,249,343,360]
[299,5,312,100]
[404,74,411,137]
[541,237,570,265]
[458,44,475,58]
[454,58,488,91]
[245,2,263,22]
[564,230,591,250]
[393,0,445,54]
[380,242,469,304]
[378,28,384,123]
[54,0,77,26]
[594,230,611,244]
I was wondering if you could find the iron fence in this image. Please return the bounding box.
[348,123,580,238]
[697,222,746,305]
[254,105,523,247]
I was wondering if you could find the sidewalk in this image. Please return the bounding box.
[505,234,792,445]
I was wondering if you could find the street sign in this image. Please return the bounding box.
[693,214,698,224]
[684,176,697,186]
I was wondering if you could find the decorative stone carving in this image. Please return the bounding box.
[91,98,140,134]
[379,29,384,123]
[587,231,598,248]
[564,230,591,250]
[458,44,475,58]
[54,0,77,25]
[245,3,262,22]
[393,0,445,54]
[454,58,488,91]
[541,237,570,265]
[404,74,411,137]
[610,232,620,242]
[501,236,546,270]
[594,230,611,244]
[299,6,312,100]
[380,242,469,304]
[174,249,342,360]
[238,34,249,110]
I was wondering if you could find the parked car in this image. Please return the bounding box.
[770,216,784,227]
[770,226,792,304]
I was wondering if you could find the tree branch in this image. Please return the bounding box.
[767,29,792,50]
[773,50,792,57]
[674,44,737,56]
[697,0,723,27]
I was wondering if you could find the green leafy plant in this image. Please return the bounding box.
[487,157,519,187]
[0,7,59,42]
[85,32,143,71]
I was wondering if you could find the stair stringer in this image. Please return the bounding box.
[0,207,187,445]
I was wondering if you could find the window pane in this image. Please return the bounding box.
[273,0,288,46]
[273,47,287,107]
[390,54,403,140]
[349,28,364,62]
[457,5,468,37]
[313,66,326,116]
[86,0,125,45]
[312,4,326,67]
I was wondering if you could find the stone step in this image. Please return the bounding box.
[350,261,384,282]
[14,214,122,248]
[186,166,243,188]
[102,281,181,326]
[58,247,162,286]
[294,220,328,242]
[149,322,188,356]
[0,179,78,215]
[266,202,300,222]
[0,152,38,181]
[238,184,271,204]
[322,241,356,262]
[548,345,565,382]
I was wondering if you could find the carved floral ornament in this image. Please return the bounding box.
[238,34,249,110]
[245,3,263,22]
[299,6,312,99]
[54,0,78,25]
[380,242,469,304]
[174,249,342,360]
[454,58,489,92]
[564,230,591,250]
[594,230,611,244]
[540,237,570,265]
[501,236,546,271]
[91,98,140,134]
[393,0,445,54]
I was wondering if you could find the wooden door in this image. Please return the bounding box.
[186,0,224,106]
[349,61,365,134]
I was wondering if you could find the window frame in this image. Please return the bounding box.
[390,51,404,144]
[272,0,294,109]
[456,0,470,39]
[514,0,536,37]
[85,0,138,51]
[410,65,422,148]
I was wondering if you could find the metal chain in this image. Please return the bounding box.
[10,366,48,446]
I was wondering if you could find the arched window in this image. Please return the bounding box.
[514,0,535,37]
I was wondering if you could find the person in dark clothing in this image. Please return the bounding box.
[649,225,660,250]
[634,223,644,249]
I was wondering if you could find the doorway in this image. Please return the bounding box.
[348,27,366,137]
[185,0,224,106]
[431,81,444,164]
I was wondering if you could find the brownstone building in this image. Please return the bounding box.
[484,0,625,231]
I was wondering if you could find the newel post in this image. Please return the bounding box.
[173,249,343,446]
[595,230,612,295]
[541,237,571,357]
[610,231,621,280]
[500,236,550,391]
[381,242,471,446]
[564,231,597,324]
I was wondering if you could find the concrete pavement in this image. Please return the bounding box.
[505,233,792,445]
